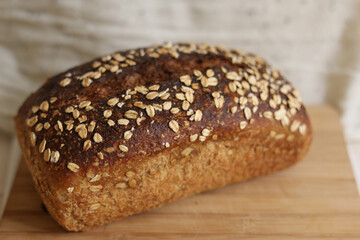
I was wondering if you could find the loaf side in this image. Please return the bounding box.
[15,42,312,231]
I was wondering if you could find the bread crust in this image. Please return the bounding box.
[15,42,312,231]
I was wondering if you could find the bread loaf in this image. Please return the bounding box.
[15,42,312,231]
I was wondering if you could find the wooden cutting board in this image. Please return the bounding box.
[1,105,360,239]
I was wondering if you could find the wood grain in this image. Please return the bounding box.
[1,105,359,239]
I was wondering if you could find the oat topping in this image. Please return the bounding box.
[24,42,307,173]
[169,120,179,133]
[67,162,80,172]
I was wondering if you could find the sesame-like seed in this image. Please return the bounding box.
[176,93,185,100]
[65,106,74,113]
[32,105,39,113]
[44,148,51,162]
[206,69,215,77]
[103,109,112,118]
[73,109,80,119]
[107,97,119,107]
[149,84,160,91]
[89,203,100,211]
[90,174,101,182]
[50,151,60,163]
[169,120,179,132]
[82,78,93,87]
[92,61,101,68]
[290,120,301,132]
[260,92,268,101]
[242,81,250,90]
[83,140,92,151]
[88,120,96,132]
[67,162,80,172]
[26,115,38,127]
[65,122,73,131]
[56,120,63,132]
[239,121,247,130]
[181,147,193,156]
[124,130,133,140]
[185,91,194,103]
[160,92,170,100]
[228,82,237,92]
[269,99,277,109]
[180,75,191,83]
[67,187,74,193]
[126,59,136,66]
[237,88,245,96]
[60,78,71,87]
[112,53,126,62]
[126,171,135,178]
[182,100,190,111]
[93,133,103,143]
[79,101,91,108]
[39,101,49,112]
[35,123,43,132]
[274,108,286,121]
[97,152,104,160]
[165,142,170,148]
[199,136,206,141]
[170,108,180,114]
[244,107,252,120]
[202,128,210,137]
[214,96,225,109]
[78,127,88,139]
[287,135,295,141]
[239,97,247,106]
[118,119,130,125]
[119,144,129,152]
[93,71,101,79]
[193,70,202,79]
[75,124,87,138]
[207,77,218,86]
[146,105,155,117]
[190,134,198,142]
[231,106,238,114]
[116,182,127,189]
[263,111,273,119]
[107,119,115,126]
[163,101,172,110]
[146,91,159,100]
[128,179,137,188]
[110,65,119,73]
[30,132,36,146]
[299,124,307,135]
[134,86,149,95]
[124,110,138,119]
[274,94,282,105]
[270,130,277,138]
[191,82,200,89]
[248,75,257,85]
[194,110,203,121]
[226,71,240,80]
[39,139,46,153]
[78,115,87,123]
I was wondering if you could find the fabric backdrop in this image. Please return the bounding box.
[0,0,359,141]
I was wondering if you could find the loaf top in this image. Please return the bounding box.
[16,42,308,177]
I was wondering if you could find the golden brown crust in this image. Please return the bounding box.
[15,42,312,231]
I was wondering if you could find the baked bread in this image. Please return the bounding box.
[15,42,312,231]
